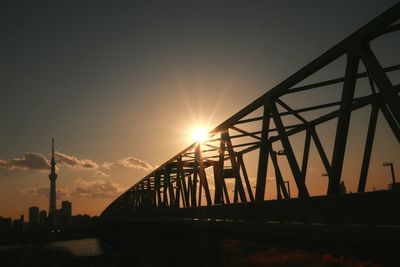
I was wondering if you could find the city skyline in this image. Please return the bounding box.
[1,0,399,219]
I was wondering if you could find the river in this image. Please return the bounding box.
[0,237,103,257]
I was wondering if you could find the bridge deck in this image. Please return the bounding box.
[104,190,400,225]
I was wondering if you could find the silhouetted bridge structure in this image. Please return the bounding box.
[100,3,400,263]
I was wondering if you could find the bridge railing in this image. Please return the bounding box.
[101,3,400,220]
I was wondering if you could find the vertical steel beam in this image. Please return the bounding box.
[269,146,289,199]
[255,105,271,201]
[216,159,231,204]
[328,53,359,195]
[135,187,138,209]
[136,187,140,210]
[165,166,175,208]
[175,166,181,208]
[192,154,199,207]
[301,130,312,182]
[233,181,238,203]
[146,178,151,209]
[358,103,379,192]
[222,178,230,204]
[268,99,309,198]
[181,177,188,208]
[198,171,203,206]
[215,137,226,204]
[224,132,247,203]
[155,172,162,208]
[151,177,157,209]
[187,173,193,208]
[140,182,144,210]
[178,158,190,207]
[237,154,255,201]
[162,173,168,207]
[132,188,137,209]
[271,151,282,199]
[212,162,219,204]
[196,144,213,206]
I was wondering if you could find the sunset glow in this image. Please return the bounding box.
[191,127,208,143]
[0,0,398,222]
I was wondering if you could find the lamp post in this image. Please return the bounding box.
[383,162,397,190]
[276,150,286,156]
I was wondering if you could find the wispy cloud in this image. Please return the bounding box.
[109,156,153,171]
[54,152,153,172]
[22,177,124,200]
[1,151,152,176]
[22,187,69,199]
[94,170,110,177]
[55,152,99,169]
[0,153,50,171]
[71,177,124,199]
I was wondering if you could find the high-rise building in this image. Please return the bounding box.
[39,210,47,224]
[60,200,72,226]
[61,201,72,217]
[29,206,40,225]
[48,138,58,224]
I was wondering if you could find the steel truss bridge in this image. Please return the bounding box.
[100,3,400,259]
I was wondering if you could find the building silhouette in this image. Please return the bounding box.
[48,138,58,224]
[12,215,24,232]
[39,210,47,224]
[56,200,72,227]
[0,217,12,236]
[62,201,72,217]
[29,206,40,225]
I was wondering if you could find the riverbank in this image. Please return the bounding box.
[0,231,97,246]
[0,238,387,267]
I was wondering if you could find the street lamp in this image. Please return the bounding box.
[276,150,286,155]
[383,162,397,190]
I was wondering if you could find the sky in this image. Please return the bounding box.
[0,0,399,219]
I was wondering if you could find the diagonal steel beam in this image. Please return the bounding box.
[255,105,271,201]
[359,45,400,127]
[328,52,359,195]
[267,99,309,198]
[358,102,379,193]
[224,132,247,203]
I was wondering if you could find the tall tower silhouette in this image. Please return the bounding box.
[48,138,57,224]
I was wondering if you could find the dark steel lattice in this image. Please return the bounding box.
[101,3,400,221]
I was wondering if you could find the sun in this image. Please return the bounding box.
[191,127,208,143]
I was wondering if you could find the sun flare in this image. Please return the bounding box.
[191,127,208,143]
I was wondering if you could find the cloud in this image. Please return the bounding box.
[21,177,124,200]
[0,151,152,176]
[22,187,69,199]
[94,170,110,177]
[71,177,124,199]
[112,156,153,171]
[0,153,50,171]
[55,152,99,169]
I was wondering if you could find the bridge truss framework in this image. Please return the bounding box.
[101,3,400,224]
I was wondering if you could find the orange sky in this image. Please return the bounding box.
[0,1,399,219]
